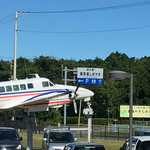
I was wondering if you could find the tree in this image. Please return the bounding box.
[0,60,11,81]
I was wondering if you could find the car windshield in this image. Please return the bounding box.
[140,141,150,150]
[49,132,74,143]
[0,130,19,141]
[74,146,105,150]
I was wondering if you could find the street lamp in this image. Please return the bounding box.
[109,71,133,150]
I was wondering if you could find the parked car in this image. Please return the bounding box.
[134,136,150,150]
[42,128,77,150]
[120,136,150,150]
[0,127,23,150]
[135,128,150,136]
[63,142,106,150]
[120,136,139,150]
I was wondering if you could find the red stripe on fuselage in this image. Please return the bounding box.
[0,92,42,99]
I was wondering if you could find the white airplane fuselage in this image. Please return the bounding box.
[0,74,94,112]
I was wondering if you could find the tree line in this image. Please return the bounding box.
[0,51,150,121]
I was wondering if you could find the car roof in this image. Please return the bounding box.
[124,136,150,143]
[45,128,71,133]
[136,136,150,142]
[66,142,104,147]
[0,127,16,131]
[135,128,150,132]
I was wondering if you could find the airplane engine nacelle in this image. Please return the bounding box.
[69,93,78,100]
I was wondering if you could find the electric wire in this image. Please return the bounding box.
[0,14,14,26]
[18,25,150,34]
[0,15,13,21]
[25,0,150,14]
[0,19,14,26]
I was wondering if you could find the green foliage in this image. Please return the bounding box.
[0,60,11,81]
[34,109,61,126]
[64,117,87,125]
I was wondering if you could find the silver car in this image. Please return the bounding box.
[42,128,76,150]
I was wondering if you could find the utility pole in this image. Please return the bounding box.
[13,11,29,80]
[63,67,68,127]
[13,12,17,80]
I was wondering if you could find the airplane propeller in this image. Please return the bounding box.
[69,84,80,113]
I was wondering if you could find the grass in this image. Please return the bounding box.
[19,132,124,150]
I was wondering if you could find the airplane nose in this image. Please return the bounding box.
[85,88,94,97]
[76,87,94,100]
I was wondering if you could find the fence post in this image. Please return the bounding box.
[92,125,94,139]
[118,126,119,140]
[105,126,106,139]
[80,130,82,138]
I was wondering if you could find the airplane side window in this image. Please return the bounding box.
[20,84,26,90]
[42,81,49,87]
[27,83,34,89]
[6,86,12,92]
[0,86,5,93]
[13,85,19,91]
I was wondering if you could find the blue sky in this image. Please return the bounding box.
[1,0,150,61]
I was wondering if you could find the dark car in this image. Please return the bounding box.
[0,127,23,150]
[63,142,106,150]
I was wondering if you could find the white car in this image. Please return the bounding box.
[134,136,150,150]
[120,136,139,150]
[120,136,150,150]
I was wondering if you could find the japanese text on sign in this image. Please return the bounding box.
[120,105,150,118]
[77,68,103,79]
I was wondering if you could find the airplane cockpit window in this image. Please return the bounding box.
[42,81,49,87]
[27,83,34,89]
[0,86,5,93]
[13,85,19,91]
[6,86,12,92]
[20,84,26,90]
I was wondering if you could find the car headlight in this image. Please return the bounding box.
[49,147,55,150]
[16,144,22,150]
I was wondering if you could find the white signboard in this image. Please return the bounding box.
[77,67,103,85]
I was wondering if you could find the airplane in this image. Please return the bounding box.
[0,74,94,113]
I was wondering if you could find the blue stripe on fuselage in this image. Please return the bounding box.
[23,90,71,103]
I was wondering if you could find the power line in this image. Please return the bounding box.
[25,0,150,14]
[0,19,14,26]
[18,25,150,34]
[0,14,14,26]
[0,14,13,21]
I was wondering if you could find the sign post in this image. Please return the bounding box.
[77,67,103,143]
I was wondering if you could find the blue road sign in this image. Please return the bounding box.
[77,78,103,85]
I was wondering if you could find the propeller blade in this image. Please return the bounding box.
[69,84,80,113]
[73,99,77,113]
[74,84,80,95]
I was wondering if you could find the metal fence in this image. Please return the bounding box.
[69,124,150,141]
